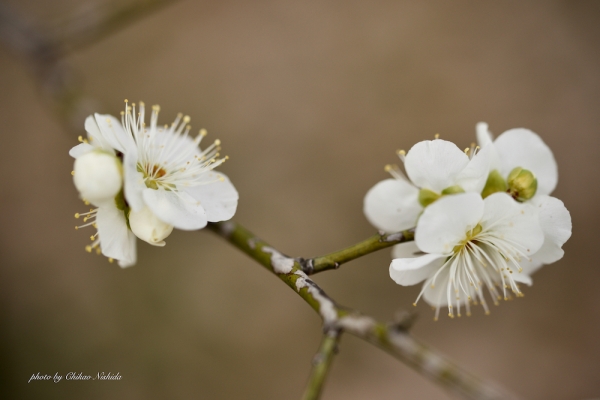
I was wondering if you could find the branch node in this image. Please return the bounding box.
[296,257,314,274]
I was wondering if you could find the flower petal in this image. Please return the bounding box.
[416,193,484,254]
[183,173,239,222]
[94,114,135,154]
[512,258,543,286]
[122,149,146,212]
[493,128,558,196]
[476,122,494,147]
[96,205,137,267]
[69,142,94,159]
[481,192,544,257]
[84,115,115,153]
[142,188,208,231]
[391,241,421,259]
[422,266,451,307]
[529,195,572,264]
[405,139,469,193]
[363,178,420,232]
[390,253,445,286]
[455,144,491,193]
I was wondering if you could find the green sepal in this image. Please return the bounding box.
[481,170,507,199]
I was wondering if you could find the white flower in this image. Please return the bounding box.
[389,192,544,320]
[364,138,491,233]
[120,101,239,233]
[476,123,572,278]
[70,114,137,267]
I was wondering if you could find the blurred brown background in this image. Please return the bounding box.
[1,1,599,399]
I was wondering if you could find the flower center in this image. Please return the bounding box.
[452,224,482,253]
[416,222,530,321]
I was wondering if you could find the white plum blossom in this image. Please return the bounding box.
[476,123,572,281]
[71,100,239,267]
[120,101,239,235]
[71,114,137,267]
[390,192,545,320]
[364,138,491,233]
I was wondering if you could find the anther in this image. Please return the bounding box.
[434,133,440,139]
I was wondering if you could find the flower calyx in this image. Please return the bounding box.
[418,185,465,207]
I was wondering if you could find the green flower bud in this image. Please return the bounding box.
[441,185,465,195]
[418,188,440,207]
[481,170,507,199]
[507,167,537,202]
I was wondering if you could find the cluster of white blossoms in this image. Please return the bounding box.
[364,124,571,320]
[70,100,238,267]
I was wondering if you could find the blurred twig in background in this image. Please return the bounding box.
[0,0,176,128]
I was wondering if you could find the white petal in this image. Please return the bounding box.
[391,241,421,259]
[94,114,135,154]
[422,266,451,307]
[475,122,502,171]
[69,143,94,158]
[183,173,239,222]
[455,144,492,193]
[481,192,544,256]
[529,195,572,264]
[84,115,115,153]
[416,193,484,255]
[493,128,558,196]
[122,150,146,212]
[512,258,543,286]
[142,188,207,231]
[96,205,137,267]
[389,253,445,286]
[476,122,493,147]
[118,234,137,268]
[405,140,469,193]
[363,179,420,233]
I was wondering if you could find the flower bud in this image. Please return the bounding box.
[129,207,174,246]
[73,150,123,206]
[481,170,508,199]
[507,167,537,202]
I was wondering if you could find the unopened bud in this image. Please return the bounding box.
[481,170,507,199]
[73,150,123,207]
[129,207,174,246]
[507,167,537,201]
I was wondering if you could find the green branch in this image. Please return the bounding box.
[207,221,513,400]
[300,229,414,275]
[301,329,342,400]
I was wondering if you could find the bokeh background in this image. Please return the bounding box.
[1,1,599,399]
